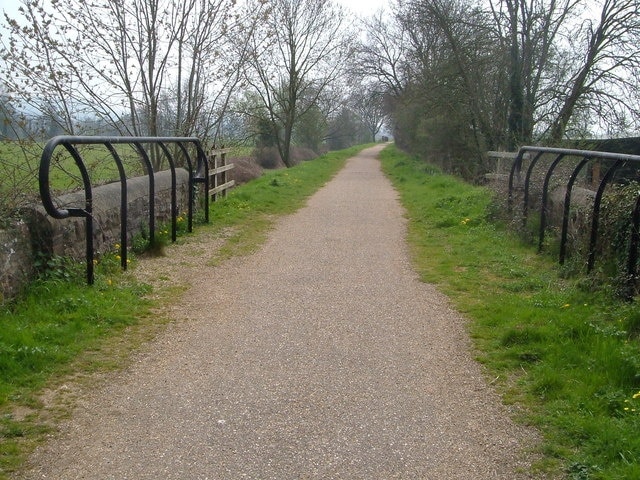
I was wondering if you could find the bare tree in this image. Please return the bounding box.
[350,86,387,142]
[348,0,640,180]
[547,0,640,141]
[351,10,410,98]
[448,0,640,144]
[173,0,253,141]
[1,0,240,148]
[488,0,595,147]
[1,2,78,135]
[243,0,352,167]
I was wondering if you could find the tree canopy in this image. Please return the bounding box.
[2,0,640,177]
[353,0,640,178]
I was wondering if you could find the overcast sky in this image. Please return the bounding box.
[337,0,390,16]
[0,0,391,22]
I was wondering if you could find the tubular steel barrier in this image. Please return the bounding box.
[507,146,640,288]
[39,135,231,285]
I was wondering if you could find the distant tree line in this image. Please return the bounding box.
[0,0,389,217]
[352,0,640,180]
[4,0,637,193]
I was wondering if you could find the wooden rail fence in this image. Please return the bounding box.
[208,147,235,201]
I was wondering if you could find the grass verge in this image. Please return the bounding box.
[0,256,156,478]
[0,144,370,478]
[380,145,640,479]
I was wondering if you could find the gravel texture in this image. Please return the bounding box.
[19,145,539,479]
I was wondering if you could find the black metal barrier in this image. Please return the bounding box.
[507,146,640,284]
[39,136,216,285]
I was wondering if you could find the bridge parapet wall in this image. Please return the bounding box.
[0,169,190,299]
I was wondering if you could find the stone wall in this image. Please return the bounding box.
[0,168,191,300]
[0,221,34,301]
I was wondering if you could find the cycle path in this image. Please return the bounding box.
[20,145,537,479]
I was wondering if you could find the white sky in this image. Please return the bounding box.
[337,0,390,16]
[0,0,392,22]
[0,0,18,17]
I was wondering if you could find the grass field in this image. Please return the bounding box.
[1,140,217,217]
[1,140,149,218]
[380,145,640,479]
[1,141,254,195]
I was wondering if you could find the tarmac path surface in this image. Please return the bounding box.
[20,145,538,479]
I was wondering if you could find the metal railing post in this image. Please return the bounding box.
[39,136,223,285]
[505,146,640,280]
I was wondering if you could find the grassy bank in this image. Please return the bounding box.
[380,145,640,479]
[0,144,368,478]
[0,257,155,477]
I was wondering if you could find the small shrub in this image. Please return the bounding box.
[291,146,317,162]
[253,146,286,169]
[33,254,85,284]
[228,157,263,184]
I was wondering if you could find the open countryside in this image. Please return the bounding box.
[2,0,640,478]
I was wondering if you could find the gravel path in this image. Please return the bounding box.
[20,145,538,479]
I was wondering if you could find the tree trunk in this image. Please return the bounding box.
[549,35,600,143]
[506,0,524,150]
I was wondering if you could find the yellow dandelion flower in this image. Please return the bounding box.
[115,243,121,250]
[561,303,570,308]
[633,391,640,399]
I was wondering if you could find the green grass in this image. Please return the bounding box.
[0,139,341,217]
[1,141,145,190]
[1,140,207,216]
[0,144,370,478]
[4,141,638,479]
[380,145,640,479]
[0,254,156,477]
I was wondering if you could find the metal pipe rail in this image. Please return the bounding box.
[39,135,211,285]
[507,146,640,287]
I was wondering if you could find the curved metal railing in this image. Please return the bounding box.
[507,146,640,289]
[39,136,211,284]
